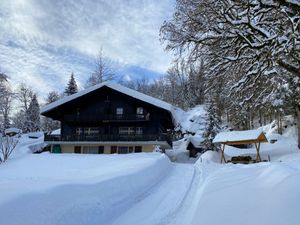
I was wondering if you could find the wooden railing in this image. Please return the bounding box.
[44,134,167,142]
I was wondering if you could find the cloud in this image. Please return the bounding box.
[0,0,175,100]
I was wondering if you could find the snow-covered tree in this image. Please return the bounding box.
[17,83,34,112]
[64,73,78,96]
[41,91,60,132]
[0,73,14,131]
[24,94,40,132]
[161,0,300,148]
[202,96,221,151]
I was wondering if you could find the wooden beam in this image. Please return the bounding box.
[220,144,226,163]
[255,142,261,162]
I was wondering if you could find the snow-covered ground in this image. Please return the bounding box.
[1,115,300,225]
[0,137,194,225]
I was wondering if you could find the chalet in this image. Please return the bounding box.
[41,82,181,154]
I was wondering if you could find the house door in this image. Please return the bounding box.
[74,146,81,154]
[98,146,104,154]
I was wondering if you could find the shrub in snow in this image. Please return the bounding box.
[0,135,19,164]
[153,145,163,153]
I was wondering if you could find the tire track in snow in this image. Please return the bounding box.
[109,163,195,225]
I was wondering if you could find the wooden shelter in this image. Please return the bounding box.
[213,130,268,163]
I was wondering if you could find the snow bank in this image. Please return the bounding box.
[198,150,220,164]
[184,160,300,225]
[10,132,45,158]
[0,153,172,225]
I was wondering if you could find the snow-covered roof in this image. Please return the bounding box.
[41,82,183,123]
[5,127,22,134]
[213,129,268,144]
[51,129,61,135]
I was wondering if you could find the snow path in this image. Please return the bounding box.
[110,163,195,225]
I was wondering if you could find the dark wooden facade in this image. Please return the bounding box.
[42,86,174,146]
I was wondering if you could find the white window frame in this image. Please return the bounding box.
[136,127,143,134]
[136,107,144,115]
[119,127,135,135]
[76,128,83,135]
[116,107,123,115]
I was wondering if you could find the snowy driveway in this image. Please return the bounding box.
[111,163,195,225]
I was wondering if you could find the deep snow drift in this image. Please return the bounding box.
[0,137,194,225]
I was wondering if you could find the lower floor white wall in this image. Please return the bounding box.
[56,144,155,154]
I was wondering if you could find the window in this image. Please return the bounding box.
[82,146,98,154]
[89,128,99,135]
[136,127,143,134]
[118,146,128,154]
[76,128,83,135]
[135,146,142,153]
[136,107,144,119]
[116,107,123,115]
[119,127,135,135]
[117,146,134,154]
[83,128,99,135]
[136,107,143,115]
[74,146,81,153]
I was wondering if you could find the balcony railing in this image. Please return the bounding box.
[44,134,167,142]
[64,114,150,122]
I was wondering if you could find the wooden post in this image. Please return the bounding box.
[255,142,261,162]
[220,144,226,163]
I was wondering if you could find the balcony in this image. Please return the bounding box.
[44,134,167,142]
[64,114,150,122]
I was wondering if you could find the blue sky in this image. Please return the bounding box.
[0,0,175,100]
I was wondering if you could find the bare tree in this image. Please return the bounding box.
[85,48,115,88]
[17,83,34,112]
[0,135,19,164]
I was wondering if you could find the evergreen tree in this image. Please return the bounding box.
[64,73,78,96]
[0,73,13,131]
[41,91,60,132]
[202,98,221,151]
[24,94,40,132]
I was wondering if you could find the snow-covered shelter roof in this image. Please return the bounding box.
[213,130,268,144]
[41,82,183,123]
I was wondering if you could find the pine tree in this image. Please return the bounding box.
[24,94,40,132]
[41,91,60,132]
[64,73,78,96]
